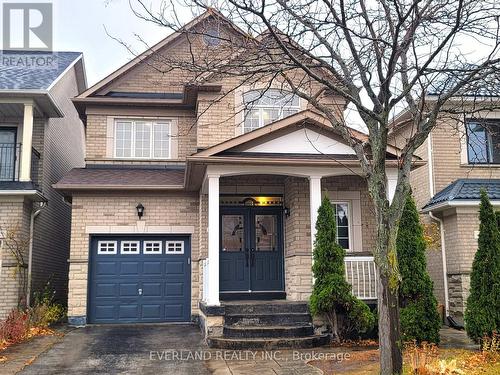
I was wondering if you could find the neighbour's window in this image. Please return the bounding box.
[332,202,350,250]
[115,120,171,159]
[243,89,300,133]
[466,120,500,164]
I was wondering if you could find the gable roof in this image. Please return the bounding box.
[422,178,500,211]
[77,9,249,99]
[192,109,402,158]
[0,51,84,90]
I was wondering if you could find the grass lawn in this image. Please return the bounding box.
[308,346,500,374]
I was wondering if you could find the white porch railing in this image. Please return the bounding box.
[344,256,378,300]
[201,258,209,302]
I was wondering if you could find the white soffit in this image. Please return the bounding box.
[240,128,356,155]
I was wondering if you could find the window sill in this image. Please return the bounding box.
[460,163,500,168]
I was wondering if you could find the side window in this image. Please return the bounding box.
[97,241,117,255]
[120,241,140,254]
[466,120,500,164]
[144,241,162,254]
[332,202,351,251]
[165,241,184,254]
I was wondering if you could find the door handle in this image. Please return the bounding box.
[138,288,143,296]
[245,248,249,267]
[251,248,255,267]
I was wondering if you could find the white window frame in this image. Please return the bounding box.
[243,89,301,133]
[114,119,172,159]
[331,201,353,252]
[165,241,184,254]
[97,241,118,255]
[143,241,163,254]
[120,241,140,254]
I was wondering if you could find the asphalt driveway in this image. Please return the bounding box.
[20,324,211,375]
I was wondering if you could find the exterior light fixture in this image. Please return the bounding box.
[284,207,290,217]
[136,203,145,219]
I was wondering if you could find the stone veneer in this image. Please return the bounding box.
[448,273,471,324]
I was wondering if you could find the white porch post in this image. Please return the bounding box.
[386,168,398,204]
[309,175,322,249]
[207,174,220,306]
[20,102,34,182]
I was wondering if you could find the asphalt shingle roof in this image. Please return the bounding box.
[54,165,185,189]
[0,51,82,90]
[423,179,500,210]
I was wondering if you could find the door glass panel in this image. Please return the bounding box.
[0,129,16,181]
[255,215,277,252]
[222,215,245,252]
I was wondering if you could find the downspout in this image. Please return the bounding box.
[426,134,450,317]
[26,201,47,307]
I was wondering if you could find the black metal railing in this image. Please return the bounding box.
[0,143,40,186]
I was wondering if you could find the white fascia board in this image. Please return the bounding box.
[421,199,500,213]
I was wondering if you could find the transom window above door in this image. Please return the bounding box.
[243,89,300,133]
[114,120,171,159]
[466,120,500,164]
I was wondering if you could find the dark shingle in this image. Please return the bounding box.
[0,51,82,90]
[423,179,500,210]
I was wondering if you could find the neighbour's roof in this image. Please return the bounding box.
[423,179,500,211]
[0,51,82,90]
[53,165,185,192]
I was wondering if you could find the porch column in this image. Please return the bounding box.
[207,174,220,306]
[386,168,398,204]
[309,175,322,249]
[20,102,34,182]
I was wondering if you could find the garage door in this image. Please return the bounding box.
[88,235,191,323]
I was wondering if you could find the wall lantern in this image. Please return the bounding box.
[136,203,145,219]
[284,207,291,217]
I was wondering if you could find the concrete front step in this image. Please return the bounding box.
[207,334,330,350]
[224,313,312,327]
[223,302,309,315]
[223,324,314,338]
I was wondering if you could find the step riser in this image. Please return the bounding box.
[207,335,330,350]
[223,325,314,338]
[224,304,309,315]
[225,314,311,327]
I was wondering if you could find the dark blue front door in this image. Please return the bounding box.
[88,235,191,323]
[219,207,284,293]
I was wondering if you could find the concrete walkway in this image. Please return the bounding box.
[439,327,479,350]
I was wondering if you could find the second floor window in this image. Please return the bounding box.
[466,120,500,164]
[243,89,300,133]
[115,120,171,159]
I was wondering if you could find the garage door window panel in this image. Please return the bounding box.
[144,241,162,254]
[98,241,117,255]
[121,241,140,254]
[166,241,184,254]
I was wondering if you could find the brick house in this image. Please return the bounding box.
[0,51,86,318]
[391,99,500,325]
[56,11,419,347]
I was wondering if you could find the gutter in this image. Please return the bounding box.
[26,201,47,307]
[426,134,450,319]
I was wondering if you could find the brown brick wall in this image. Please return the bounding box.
[0,198,32,319]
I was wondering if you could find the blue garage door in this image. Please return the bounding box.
[88,235,191,323]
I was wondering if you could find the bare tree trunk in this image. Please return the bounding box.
[331,310,340,343]
[376,215,403,375]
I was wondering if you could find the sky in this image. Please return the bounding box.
[0,0,195,85]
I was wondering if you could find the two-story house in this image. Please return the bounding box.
[391,96,500,325]
[55,10,416,348]
[0,51,86,318]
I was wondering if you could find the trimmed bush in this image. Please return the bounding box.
[310,197,374,341]
[465,190,500,342]
[397,195,441,344]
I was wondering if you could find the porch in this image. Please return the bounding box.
[199,167,396,307]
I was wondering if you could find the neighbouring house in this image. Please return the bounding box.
[0,51,86,319]
[55,10,421,347]
[391,96,500,325]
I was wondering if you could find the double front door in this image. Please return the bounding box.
[220,206,284,293]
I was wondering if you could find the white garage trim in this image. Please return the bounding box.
[85,224,195,234]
